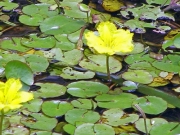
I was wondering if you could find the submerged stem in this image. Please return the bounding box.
[0,110,4,135]
[106,55,111,81]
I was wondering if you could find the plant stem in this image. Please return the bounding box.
[106,55,111,81]
[0,110,4,135]
[134,104,149,135]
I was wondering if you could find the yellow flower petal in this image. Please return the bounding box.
[5,78,22,103]
[18,91,34,103]
[85,21,134,55]
[97,21,116,46]
[0,78,33,112]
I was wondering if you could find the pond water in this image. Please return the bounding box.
[0,0,180,135]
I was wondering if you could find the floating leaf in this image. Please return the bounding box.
[24,54,49,73]
[56,49,83,66]
[40,15,85,35]
[55,34,75,51]
[135,118,168,133]
[63,124,76,135]
[65,109,100,125]
[21,34,56,48]
[60,0,88,18]
[152,54,180,73]
[23,99,43,113]
[71,99,97,110]
[150,122,180,135]
[42,100,73,117]
[122,70,153,84]
[132,96,167,114]
[74,123,115,135]
[0,2,18,11]
[5,60,33,85]
[67,81,109,98]
[21,113,57,131]
[19,14,44,26]
[0,38,31,52]
[34,83,66,98]
[79,55,122,73]
[95,93,137,109]
[60,67,95,80]
[3,127,29,135]
[102,108,139,126]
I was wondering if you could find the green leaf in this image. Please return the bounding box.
[122,70,153,84]
[150,122,180,135]
[42,100,73,117]
[23,99,43,113]
[65,109,100,125]
[24,54,49,73]
[133,96,167,114]
[19,14,44,26]
[60,67,95,80]
[74,123,115,135]
[79,55,122,73]
[21,113,57,131]
[5,60,33,85]
[67,81,109,98]
[40,15,85,35]
[34,83,66,98]
[135,118,168,133]
[71,99,97,109]
[21,34,56,48]
[95,93,137,109]
[0,38,31,52]
[55,34,75,51]
[0,2,18,11]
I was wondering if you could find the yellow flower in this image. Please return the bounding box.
[85,21,134,55]
[0,78,33,113]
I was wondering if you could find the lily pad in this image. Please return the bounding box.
[5,60,34,85]
[40,15,85,35]
[60,67,95,80]
[56,49,83,66]
[34,83,66,98]
[21,113,57,131]
[71,99,97,109]
[19,14,44,26]
[79,55,122,73]
[95,93,137,109]
[67,81,109,98]
[54,34,75,51]
[122,70,153,84]
[3,127,29,135]
[24,54,49,73]
[60,0,88,18]
[152,54,180,73]
[23,99,43,113]
[74,123,115,135]
[0,38,31,52]
[135,118,168,133]
[102,108,139,126]
[0,2,18,11]
[21,34,56,48]
[65,109,100,125]
[150,122,180,135]
[63,124,76,135]
[21,4,58,17]
[0,53,26,67]
[132,96,167,114]
[42,100,73,117]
